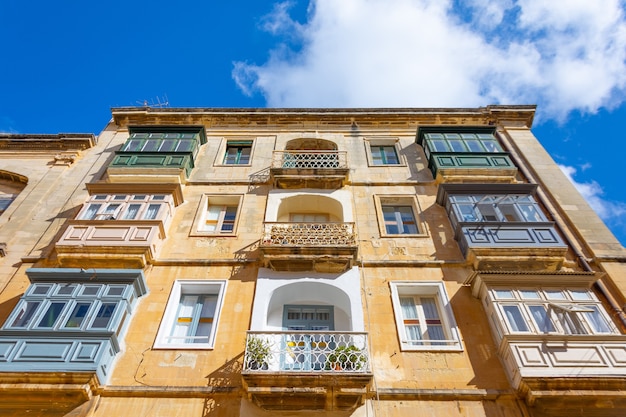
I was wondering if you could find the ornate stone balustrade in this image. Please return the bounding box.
[270,151,349,189]
[271,150,348,169]
[261,222,356,247]
[243,331,370,373]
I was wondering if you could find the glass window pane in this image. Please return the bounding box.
[371,146,383,165]
[238,146,251,164]
[142,139,160,152]
[465,139,484,152]
[56,284,78,296]
[122,204,141,220]
[224,147,239,164]
[36,302,66,328]
[10,301,41,327]
[430,139,449,152]
[194,295,218,343]
[584,305,612,333]
[455,204,478,222]
[90,303,117,329]
[545,290,566,300]
[494,289,514,299]
[448,139,466,152]
[519,290,540,300]
[220,206,237,232]
[383,146,399,164]
[122,139,144,151]
[382,206,400,234]
[529,305,555,332]
[555,310,586,334]
[176,140,194,153]
[144,204,160,220]
[482,140,502,152]
[159,139,178,152]
[32,284,53,296]
[82,204,102,220]
[106,286,126,297]
[503,305,529,332]
[570,290,592,300]
[81,285,102,296]
[63,302,91,329]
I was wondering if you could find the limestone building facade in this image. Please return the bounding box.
[0,106,625,416]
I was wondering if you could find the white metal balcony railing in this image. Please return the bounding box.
[261,222,356,246]
[271,151,348,170]
[244,331,370,373]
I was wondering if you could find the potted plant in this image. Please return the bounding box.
[326,344,366,371]
[246,335,271,370]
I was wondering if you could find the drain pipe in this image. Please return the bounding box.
[496,127,626,329]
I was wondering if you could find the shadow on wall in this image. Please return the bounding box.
[203,352,244,417]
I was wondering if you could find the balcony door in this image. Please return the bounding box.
[282,305,334,371]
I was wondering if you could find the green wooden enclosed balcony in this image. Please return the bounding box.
[107,127,206,183]
[417,128,518,183]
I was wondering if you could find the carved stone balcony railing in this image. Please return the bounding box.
[242,331,372,411]
[259,222,358,272]
[498,334,626,412]
[55,220,166,268]
[270,151,349,189]
[456,222,568,271]
[427,152,518,183]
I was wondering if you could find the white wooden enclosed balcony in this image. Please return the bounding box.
[270,150,349,189]
[242,331,372,411]
[54,183,182,268]
[259,222,358,272]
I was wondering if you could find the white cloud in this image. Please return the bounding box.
[558,164,626,221]
[232,0,626,120]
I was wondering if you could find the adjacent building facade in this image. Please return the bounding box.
[0,106,625,416]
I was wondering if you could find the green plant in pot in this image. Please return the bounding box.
[246,336,271,370]
[326,344,366,371]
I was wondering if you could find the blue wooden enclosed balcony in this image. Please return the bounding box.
[417,128,518,183]
[437,184,568,270]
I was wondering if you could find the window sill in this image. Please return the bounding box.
[152,343,215,350]
[189,231,238,237]
[380,233,429,238]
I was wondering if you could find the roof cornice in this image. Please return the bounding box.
[110,105,536,130]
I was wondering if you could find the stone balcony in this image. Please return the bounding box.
[242,331,372,411]
[55,220,165,268]
[259,222,358,272]
[455,222,568,271]
[270,151,349,189]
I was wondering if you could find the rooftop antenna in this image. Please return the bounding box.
[136,95,170,108]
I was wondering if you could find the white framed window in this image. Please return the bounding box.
[79,194,170,221]
[364,138,404,166]
[390,282,462,351]
[486,287,616,336]
[191,194,243,236]
[374,195,425,237]
[154,280,226,349]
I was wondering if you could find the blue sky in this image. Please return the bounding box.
[1,0,626,245]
